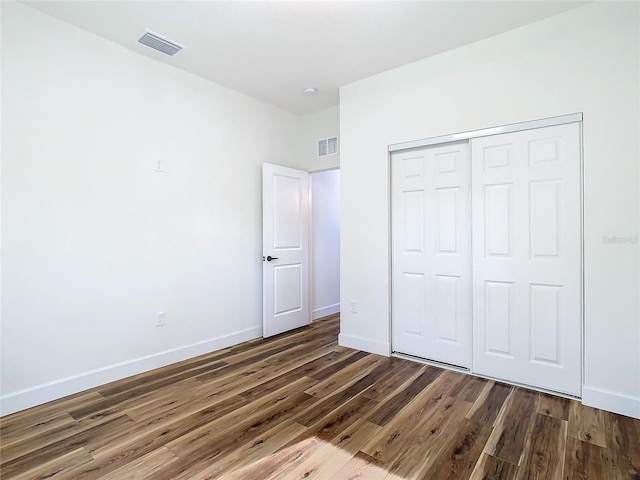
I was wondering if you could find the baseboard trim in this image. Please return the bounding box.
[0,326,262,417]
[582,386,640,419]
[338,333,390,357]
[312,303,340,320]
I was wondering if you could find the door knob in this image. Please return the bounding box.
[266,255,279,262]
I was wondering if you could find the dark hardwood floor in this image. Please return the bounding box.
[1,315,639,479]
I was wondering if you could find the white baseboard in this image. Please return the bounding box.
[582,386,640,419]
[312,303,340,320]
[338,333,390,357]
[0,326,262,417]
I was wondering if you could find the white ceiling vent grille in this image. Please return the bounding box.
[318,136,339,157]
[138,30,184,56]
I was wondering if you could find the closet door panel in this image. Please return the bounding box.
[471,123,581,396]
[392,143,472,368]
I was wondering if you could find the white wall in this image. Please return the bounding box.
[310,170,340,320]
[298,106,340,172]
[0,3,309,414]
[340,2,640,418]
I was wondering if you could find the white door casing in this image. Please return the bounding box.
[263,163,310,337]
[392,143,472,368]
[471,123,582,396]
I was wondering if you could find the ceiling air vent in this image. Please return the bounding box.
[138,30,184,56]
[318,137,339,157]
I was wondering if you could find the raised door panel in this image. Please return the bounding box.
[483,280,515,358]
[529,284,562,365]
[436,188,458,254]
[273,174,303,250]
[403,190,424,253]
[484,184,513,258]
[273,264,302,316]
[435,274,460,344]
[529,180,561,258]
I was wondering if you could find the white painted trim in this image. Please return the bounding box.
[308,166,341,174]
[307,170,313,326]
[0,326,261,417]
[388,113,583,152]
[582,386,640,419]
[309,168,340,326]
[312,303,340,320]
[339,333,391,356]
[579,122,586,390]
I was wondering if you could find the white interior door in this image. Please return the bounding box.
[392,143,472,368]
[263,163,310,337]
[471,123,581,396]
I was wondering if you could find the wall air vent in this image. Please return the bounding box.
[318,136,339,157]
[138,30,184,56]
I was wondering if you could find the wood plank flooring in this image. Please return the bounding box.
[1,315,639,480]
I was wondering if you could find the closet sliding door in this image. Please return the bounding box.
[471,123,581,396]
[391,143,472,369]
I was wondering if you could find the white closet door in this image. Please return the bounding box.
[392,143,472,368]
[471,123,581,396]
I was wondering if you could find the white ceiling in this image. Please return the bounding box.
[24,1,587,116]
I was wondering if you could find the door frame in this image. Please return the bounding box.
[388,112,585,398]
[309,167,341,321]
[262,164,341,337]
[389,113,583,152]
